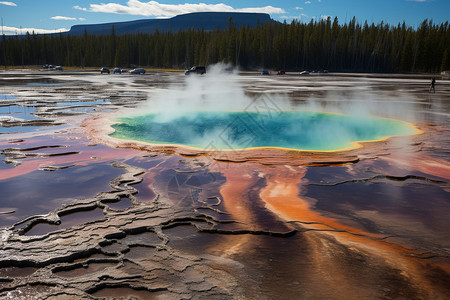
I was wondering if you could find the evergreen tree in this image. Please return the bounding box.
[2,17,449,73]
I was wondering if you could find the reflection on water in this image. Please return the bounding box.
[0,125,52,134]
[105,197,133,210]
[25,208,104,236]
[305,176,450,235]
[91,287,168,300]
[0,163,124,228]
[54,262,117,278]
[56,99,111,106]
[26,82,64,87]
[0,94,17,100]
[0,105,38,120]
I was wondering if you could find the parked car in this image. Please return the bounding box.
[261,70,270,75]
[100,67,110,74]
[43,64,56,69]
[113,68,122,74]
[185,66,206,75]
[129,68,146,74]
[277,70,285,75]
[121,68,127,73]
[55,66,63,71]
[300,71,310,75]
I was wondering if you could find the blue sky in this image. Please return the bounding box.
[0,0,449,35]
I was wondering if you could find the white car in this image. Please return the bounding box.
[129,68,146,74]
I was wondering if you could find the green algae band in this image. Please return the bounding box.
[110,111,418,151]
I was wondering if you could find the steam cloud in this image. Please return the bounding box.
[133,63,290,122]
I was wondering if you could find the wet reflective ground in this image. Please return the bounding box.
[0,69,449,299]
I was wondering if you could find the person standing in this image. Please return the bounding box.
[430,77,436,93]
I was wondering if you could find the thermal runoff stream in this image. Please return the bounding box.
[110,111,418,151]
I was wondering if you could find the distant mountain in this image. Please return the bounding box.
[68,12,273,35]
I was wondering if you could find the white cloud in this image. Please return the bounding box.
[51,16,77,21]
[1,25,69,35]
[73,5,87,11]
[79,18,86,21]
[0,1,16,6]
[237,6,284,14]
[281,15,298,20]
[74,0,285,17]
[295,7,304,10]
[305,1,311,4]
[282,13,309,22]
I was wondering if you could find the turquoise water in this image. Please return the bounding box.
[110,111,417,151]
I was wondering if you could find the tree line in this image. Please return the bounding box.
[1,17,449,73]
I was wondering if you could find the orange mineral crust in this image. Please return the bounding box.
[380,152,450,181]
[217,162,450,298]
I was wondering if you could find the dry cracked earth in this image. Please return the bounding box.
[0,69,449,299]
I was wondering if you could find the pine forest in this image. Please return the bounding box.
[1,17,449,73]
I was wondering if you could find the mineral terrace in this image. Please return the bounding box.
[0,69,449,299]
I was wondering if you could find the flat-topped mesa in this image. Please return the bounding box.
[69,12,274,35]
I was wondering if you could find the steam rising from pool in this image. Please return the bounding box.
[110,64,419,151]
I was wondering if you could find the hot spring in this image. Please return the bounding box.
[109,110,418,152]
[108,65,420,152]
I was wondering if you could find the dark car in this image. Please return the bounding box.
[113,68,122,74]
[100,67,110,74]
[261,70,270,75]
[129,68,146,74]
[185,66,206,75]
[43,64,55,69]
